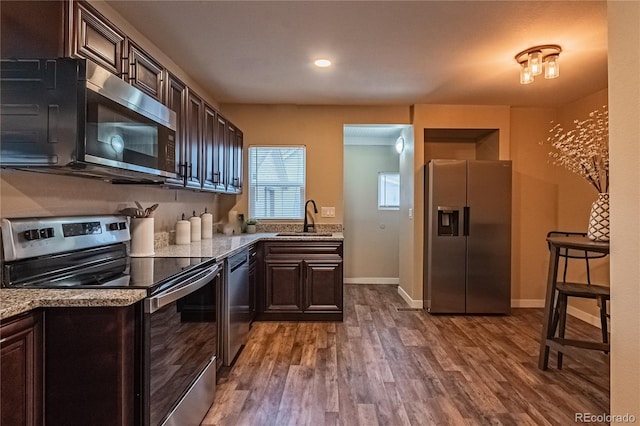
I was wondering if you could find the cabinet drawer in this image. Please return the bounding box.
[263,241,343,258]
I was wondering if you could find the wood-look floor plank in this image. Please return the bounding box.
[202,285,609,426]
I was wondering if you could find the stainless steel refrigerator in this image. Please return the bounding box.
[424,160,512,314]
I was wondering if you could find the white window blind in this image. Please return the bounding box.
[378,172,400,210]
[249,146,306,219]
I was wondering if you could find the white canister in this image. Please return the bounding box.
[190,211,201,242]
[175,216,191,245]
[201,208,213,239]
[130,217,155,257]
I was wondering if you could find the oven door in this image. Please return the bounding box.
[144,263,220,426]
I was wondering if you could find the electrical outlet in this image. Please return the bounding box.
[321,207,335,217]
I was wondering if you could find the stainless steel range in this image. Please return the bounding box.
[1,215,221,426]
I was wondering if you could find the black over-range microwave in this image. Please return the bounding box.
[0,58,177,182]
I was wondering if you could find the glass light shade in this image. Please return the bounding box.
[520,63,534,84]
[544,55,560,79]
[528,50,543,76]
[395,136,405,154]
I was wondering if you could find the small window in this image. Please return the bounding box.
[378,172,400,210]
[249,146,306,219]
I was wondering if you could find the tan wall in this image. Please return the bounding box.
[343,145,400,279]
[0,170,221,232]
[608,0,640,418]
[218,104,411,223]
[509,107,559,302]
[425,142,477,161]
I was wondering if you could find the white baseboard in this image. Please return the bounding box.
[511,299,545,308]
[397,286,424,309]
[567,305,607,329]
[344,277,399,285]
[512,299,605,330]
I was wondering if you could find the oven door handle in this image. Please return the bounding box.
[145,264,219,314]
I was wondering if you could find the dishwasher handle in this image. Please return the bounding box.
[145,264,219,314]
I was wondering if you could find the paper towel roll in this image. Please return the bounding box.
[176,219,191,245]
[201,210,213,239]
[130,218,154,257]
[190,212,201,242]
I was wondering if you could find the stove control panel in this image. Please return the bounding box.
[23,227,55,240]
[1,215,131,262]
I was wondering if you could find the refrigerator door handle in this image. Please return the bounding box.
[463,206,470,236]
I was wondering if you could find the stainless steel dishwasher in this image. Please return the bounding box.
[224,249,250,365]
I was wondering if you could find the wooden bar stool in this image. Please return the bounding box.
[547,231,610,369]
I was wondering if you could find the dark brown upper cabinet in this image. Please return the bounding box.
[226,123,243,194]
[185,89,203,189]
[126,41,164,101]
[203,105,225,192]
[1,1,65,58]
[73,2,125,76]
[215,114,230,191]
[164,73,188,187]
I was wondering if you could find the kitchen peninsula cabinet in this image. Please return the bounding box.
[0,311,43,426]
[259,241,343,321]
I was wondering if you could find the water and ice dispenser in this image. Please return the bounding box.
[437,207,459,236]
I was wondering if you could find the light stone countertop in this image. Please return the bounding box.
[152,232,344,259]
[0,288,147,321]
[1,232,343,321]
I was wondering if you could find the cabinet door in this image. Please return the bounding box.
[164,73,187,186]
[0,311,43,426]
[202,105,225,192]
[225,124,243,194]
[127,41,164,101]
[264,260,303,312]
[73,2,125,75]
[185,89,203,189]
[214,114,229,190]
[233,130,244,193]
[225,123,237,193]
[304,260,343,312]
[248,244,258,322]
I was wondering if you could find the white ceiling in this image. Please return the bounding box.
[107,0,608,108]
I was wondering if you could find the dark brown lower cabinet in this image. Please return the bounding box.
[259,241,343,321]
[0,311,43,426]
[44,305,140,426]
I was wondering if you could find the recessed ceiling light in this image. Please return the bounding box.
[314,58,332,68]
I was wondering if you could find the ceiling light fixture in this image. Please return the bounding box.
[314,58,332,68]
[515,44,562,84]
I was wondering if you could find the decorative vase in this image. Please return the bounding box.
[246,224,257,234]
[587,192,610,241]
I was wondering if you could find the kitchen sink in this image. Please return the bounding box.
[276,232,334,237]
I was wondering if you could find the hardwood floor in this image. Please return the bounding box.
[202,285,609,426]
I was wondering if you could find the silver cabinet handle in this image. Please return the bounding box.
[145,264,219,313]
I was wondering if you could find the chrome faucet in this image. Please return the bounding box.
[303,199,318,233]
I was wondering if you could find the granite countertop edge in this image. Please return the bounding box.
[1,233,343,321]
[1,289,147,321]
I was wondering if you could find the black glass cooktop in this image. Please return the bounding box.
[2,243,214,293]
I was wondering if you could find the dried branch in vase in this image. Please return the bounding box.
[542,106,609,193]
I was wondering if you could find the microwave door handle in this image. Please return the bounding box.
[145,264,219,314]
